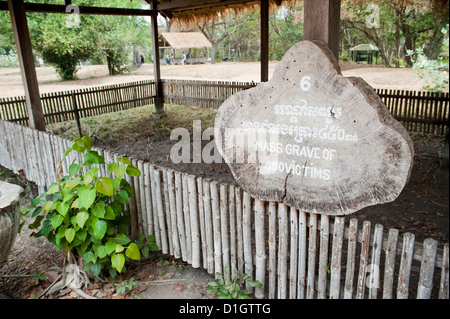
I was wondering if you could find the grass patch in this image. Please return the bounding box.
[47,104,217,145]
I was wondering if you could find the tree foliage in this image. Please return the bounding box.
[1,0,448,76]
[0,0,151,80]
[341,0,449,67]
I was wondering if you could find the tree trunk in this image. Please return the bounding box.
[211,44,217,64]
[402,23,414,67]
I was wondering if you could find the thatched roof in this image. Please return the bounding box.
[159,32,212,49]
[148,0,291,23]
[350,44,379,51]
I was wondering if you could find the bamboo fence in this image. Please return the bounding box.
[0,119,448,299]
[0,79,448,135]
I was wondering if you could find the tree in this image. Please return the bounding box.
[269,3,304,61]
[407,24,449,92]
[85,0,151,75]
[341,0,449,67]
[36,14,95,80]
[0,0,151,79]
[198,13,249,63]
[342,0,400,67]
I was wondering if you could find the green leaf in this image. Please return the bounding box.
[120,180,134,197]
[69,163,81,177]
[31,196,43,207]
[83,251,95,263]
[76,229,87,241]
[147,235,159,251]
[95,177,114,197]
[72,135,92,153]
[65,176,81,190]
[28,215,45,230]
[62,146,73,162]
[125,243,140,260]
[65,228,76,243]
[85,262,102,277]
[78,186,96,210]
[111,253,125,273]
[27,206,43,218]
[118,157,131,165]
[247,280,263,288]
[115,189,129,204]
[56,201,70,217]
[76,211,89,228]
[107,163,118,172]
[141,246,149,258]
[43,201,54,213]
[105,206,115,220]
[63,193,74,203]
[126,165,141,176]
[92,201,106,218]
[80,136,92,151]
[47,183,60,194]
[86,167,100,177]
[93,220,107,240]
[84,150,105,166]
[105,241,117,255]
[51,214,64,229]
[110,164,127,179]
[84,174,94,186]
[97,245,108,259]
[113,234,131,245]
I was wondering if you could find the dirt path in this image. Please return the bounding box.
[0,61,432,98]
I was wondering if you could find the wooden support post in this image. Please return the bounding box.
[304,0,341,60]
[260,0,269,82]
[8,0,45,131]
[151,0,164,114]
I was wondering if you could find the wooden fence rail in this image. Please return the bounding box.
[162,79,449,136]
[0,80,155,127]
[1,79,447,135]
[1,119,448,299]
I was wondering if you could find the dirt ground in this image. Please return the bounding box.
[0,60,434,98]
[0,61,448,299]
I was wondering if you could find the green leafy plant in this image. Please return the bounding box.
[115,277,139,295]
[407,25,449,93]
[207,266,263,299]
[30,270,48,284]
[22,135,159,279]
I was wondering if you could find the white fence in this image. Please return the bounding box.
[0,119,448,299]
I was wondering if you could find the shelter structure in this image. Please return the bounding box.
[159,32,212,65]
[349,43,379,64]
[0,0,341,130]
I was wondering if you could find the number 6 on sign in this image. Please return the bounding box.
[300,76,311,92]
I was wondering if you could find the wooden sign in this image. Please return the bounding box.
[214,40,414,215]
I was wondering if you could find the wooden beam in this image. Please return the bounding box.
[151,0,164,114]
[8,0,45,131]
[0,1,157,16]
[304,0,341,60]
[260,0,269,82]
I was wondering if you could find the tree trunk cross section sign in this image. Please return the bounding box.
[214,40,414,215]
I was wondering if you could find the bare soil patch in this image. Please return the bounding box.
[0,61,433,98]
